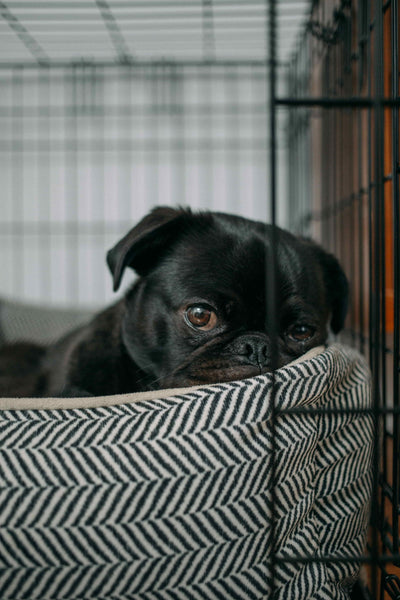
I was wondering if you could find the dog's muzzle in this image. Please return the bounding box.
[229,333,270,368]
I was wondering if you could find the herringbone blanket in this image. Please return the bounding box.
[0,344,373,599]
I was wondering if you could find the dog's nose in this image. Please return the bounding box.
[233,334,270,367]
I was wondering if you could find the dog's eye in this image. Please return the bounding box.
[288,325,314,342]
[185,305,218,331]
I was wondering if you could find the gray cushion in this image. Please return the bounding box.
[0,298,93,346]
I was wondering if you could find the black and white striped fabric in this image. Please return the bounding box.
[0,344,373,599]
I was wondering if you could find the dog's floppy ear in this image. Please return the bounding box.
[316,247,349,334]
[107,206,190,291]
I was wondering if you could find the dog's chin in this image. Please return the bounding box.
[158,363,271,389]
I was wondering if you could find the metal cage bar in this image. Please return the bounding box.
[284,0,400,598]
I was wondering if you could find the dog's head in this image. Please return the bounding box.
[107,207,348,389]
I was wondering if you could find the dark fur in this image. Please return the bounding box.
[0,207,348,397]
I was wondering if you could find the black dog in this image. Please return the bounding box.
[0,207,348,397]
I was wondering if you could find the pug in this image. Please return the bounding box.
[0,206,348,397]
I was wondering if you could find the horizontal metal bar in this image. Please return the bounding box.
[0,139,268,151]
[7,0,310,6]
[2,10,264,20]
[0,58,269,68]
[1,38,267,45]
[0,21,299,32]
[0,23,267,32]
[0,68,270,81]
[5,0,268,7]
[4,7,304,19]
[5,0,260,4]
[0,104,268,117]
[276,97,400,107]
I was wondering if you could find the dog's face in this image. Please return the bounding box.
[107,207,348,389]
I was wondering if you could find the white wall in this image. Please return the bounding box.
[0,64,289,308]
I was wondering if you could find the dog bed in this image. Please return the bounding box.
[0,298,93,347]
[0,344,373,600]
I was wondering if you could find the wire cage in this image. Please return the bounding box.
[0,1,399,599]
[284,1,400,598]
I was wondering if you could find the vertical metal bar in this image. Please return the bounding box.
[267,0,278,594]
[372,0,384,596]
[96,65,106,303]
[291,58,297,230]
[357,108,365,352]
[298,48,302,231]
[379,28,387,566]
[368,1,374,370]
[125,63,134,225]
[298,50,304,231]
[332,45,338,259]
[365,2,378,594]
[134,64,145,222]
[295,52,300,231]
[204,64,213,209]
[65,65,79,305]
[357,2,366,355]
[173,64,185,207]
[12,66,23,298]
[306,49,311,237]
[287,61,294,231]
[202,0,215,62]
[358,115,365,354]
[38,66,51,302]
[268,0,277,233]
[322,55,329,248]
[345,8,352,345]
[226,65,240,214]
[390,0,399,559]
[251,64,260,218]
[304,42,311,237]
[149,64,159,209]
[222,65,230,212]
[327,50,333,249]
[286,62,291,230]
[168,63,175,207]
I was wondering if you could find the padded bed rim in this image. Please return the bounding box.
[0,345,325,411]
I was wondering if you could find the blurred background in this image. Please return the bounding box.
[0,0,309,307]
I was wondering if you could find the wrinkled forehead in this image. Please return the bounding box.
[169,228,266,287]
[153,224,321,307]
